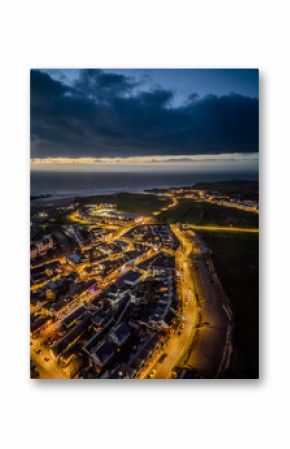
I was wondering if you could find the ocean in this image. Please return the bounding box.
[31,170,258,197]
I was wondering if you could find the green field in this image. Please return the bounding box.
[194,180,258,199]
[43,193,172,224]
[157,199,258,228]
[78,192,171,216]
[200,231,259,378]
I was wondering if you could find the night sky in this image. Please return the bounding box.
[31,68,259,164]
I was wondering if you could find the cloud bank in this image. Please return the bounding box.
[31,69,259,158]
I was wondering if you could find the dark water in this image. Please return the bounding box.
[31,170,258,197]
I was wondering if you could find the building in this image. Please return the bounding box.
[122,271,141,287]
[89,340,115,368]
[31,234,54,259]
[109,322,131,347]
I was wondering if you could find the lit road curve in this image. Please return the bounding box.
[137,224,199,379]
[31,340,69,379]
[189,225,259,233]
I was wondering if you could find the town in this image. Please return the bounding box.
[30,182,258,379]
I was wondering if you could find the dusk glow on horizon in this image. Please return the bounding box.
[31,153,258,172]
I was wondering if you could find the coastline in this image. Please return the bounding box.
[31,169,259,201]
[31,179,259,204]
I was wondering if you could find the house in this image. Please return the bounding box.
[122,271,141,287]
[31,234,54,259]
[90,340,115,368]
[109,322,131,347]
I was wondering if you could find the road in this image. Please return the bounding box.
[31,220,159,379]
[30,338,69,379]
[31,209,235,379]
[137,224,200,379]
[189,225,259,233]
[137,225,233,379]
[152,195,178,217]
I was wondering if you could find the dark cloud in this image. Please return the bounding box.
[74,69,137,101]
[31,69,258,158]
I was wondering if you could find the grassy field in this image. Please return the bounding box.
[194,180,258,199]
[157,199,259,228]
[48,193,171,223]
[78,192,171,216]
[200,231,259,378]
